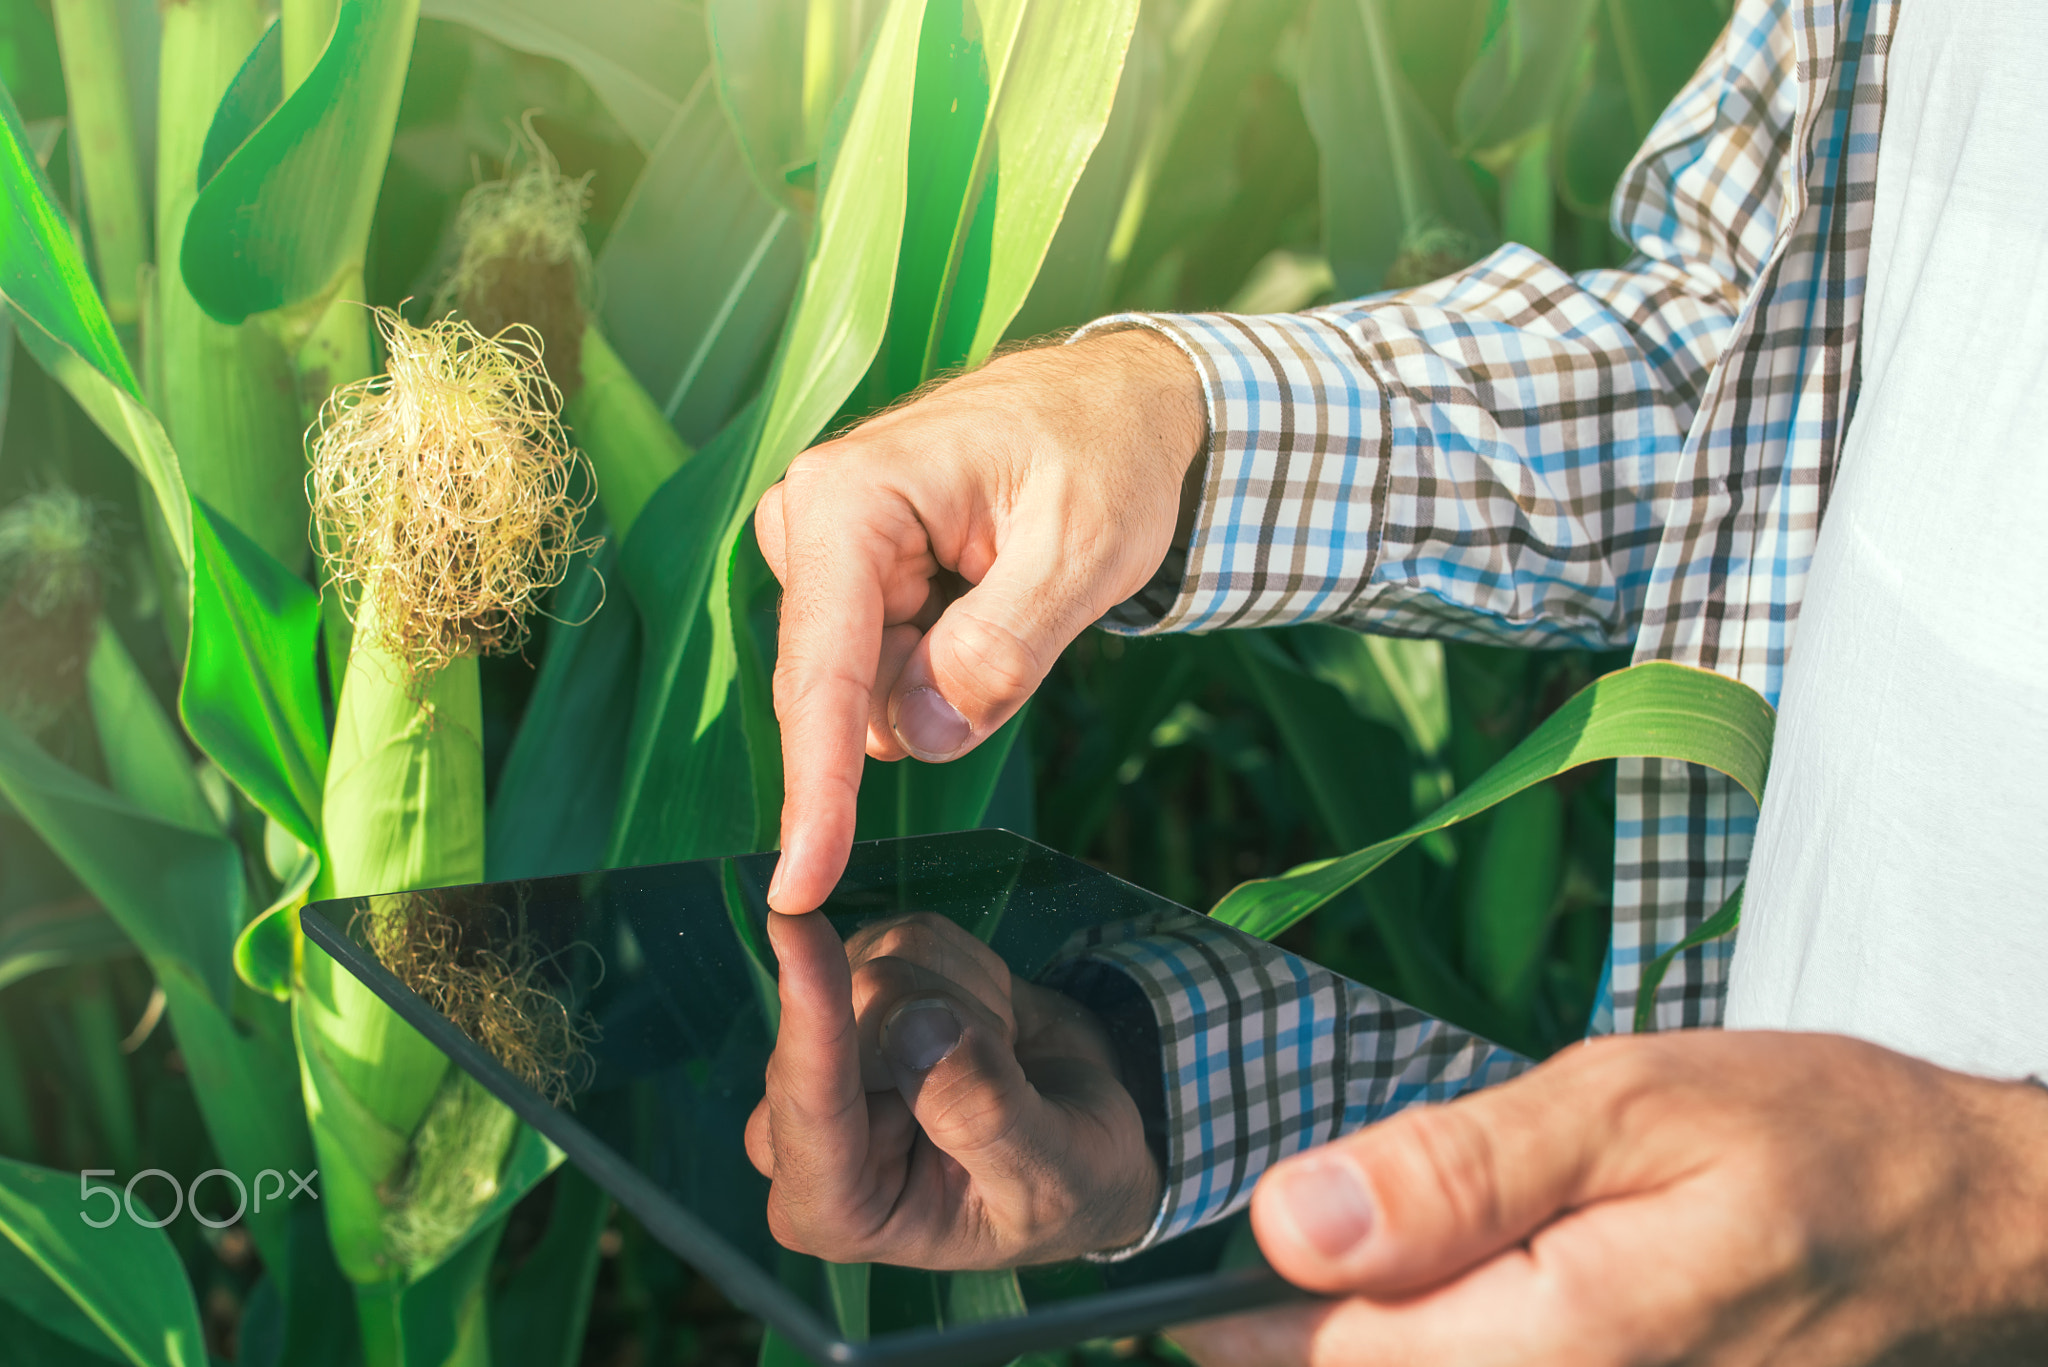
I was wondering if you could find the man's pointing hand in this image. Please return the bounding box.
[753,328,1204,913]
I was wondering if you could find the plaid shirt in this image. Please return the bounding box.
[1059,0,1899,1253]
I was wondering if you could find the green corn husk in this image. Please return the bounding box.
[297,314,588,1362]
[298,604,483,1285]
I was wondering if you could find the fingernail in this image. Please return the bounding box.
[893,687,970,760]
[883,999,961,1073]
[1270,1155,1375,1259]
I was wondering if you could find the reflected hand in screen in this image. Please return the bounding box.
[746,910,1161,1268]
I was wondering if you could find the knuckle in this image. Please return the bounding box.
[1392,1104,1509,1238]
[781,447,841,488]
[848,955,921,1010]
[936,611,1043,707]
[1558,1034,1675,1118]
[773,655,875,719]
[927,1064,1029,1159]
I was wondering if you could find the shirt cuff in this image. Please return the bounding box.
[1070,311,1393,637]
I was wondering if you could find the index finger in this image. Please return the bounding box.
[762,465,887,914]
[761,910,875,1230]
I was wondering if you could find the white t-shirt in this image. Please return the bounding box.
[1725,0,2048,1078]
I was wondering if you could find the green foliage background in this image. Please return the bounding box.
[0,0,1727,1362]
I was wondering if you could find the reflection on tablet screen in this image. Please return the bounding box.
[303,829,1304,1367]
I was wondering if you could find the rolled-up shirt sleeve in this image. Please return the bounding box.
[1079,0,1793,650]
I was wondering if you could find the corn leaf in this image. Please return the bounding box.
[1297,0,1495,296]
[0,312,13,435]
[943,1266,1062,1365]
[884,0,993,395]
[181,0,419,322]
[0,900,130,992]
[419,0,707,155]
[1104,0,1303,289]
[612,0,934,867]
[0,0,66,121]
[1035,636,1195,856]
[1228,635,1411,854]
[0,710,240,1003]
[487,1168,611,1367]
[0,1228,129,1362]
[1556,0,1724,215]
[853,710,1027,840]
[194,16,281,189]
[181,499,330,850]
[487,544,639,881]
[85,620,218,834]
[0,708,313,1265]
[1285,624,1450,760]
[706,0,812,209]
[234,824,318,998]
[1633,883,1742,1033]
[1226,634,1484,1021]
[565,328,691,542]
[1452,0,1598,160]
[0,1156,207,1367]
[1460,782,1564,1006]
[0,81,131,387]
[741,0,929,509]
[960,0,1140,360]
[608,413,763,866]
[0,1292,123,1366]
[0,80,192,567]
[1003,7,1154,338]
[156,972,312,1267]
[1212,661,1773,938]
[595,79,805,447]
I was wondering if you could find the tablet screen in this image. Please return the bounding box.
[302,829,1304,1366]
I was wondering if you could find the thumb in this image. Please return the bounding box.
[887,557,1093,763]
[1251,1049,1635,1297]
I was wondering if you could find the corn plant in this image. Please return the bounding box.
[0,0,1724,1364]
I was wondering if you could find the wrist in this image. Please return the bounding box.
[1070,325,1208,514]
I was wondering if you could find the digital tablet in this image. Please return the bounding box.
[302,829,1308,1366]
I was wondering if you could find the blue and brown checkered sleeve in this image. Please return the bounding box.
[1075,0,1793,653]
[1040,913,1527,1258]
